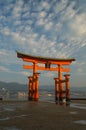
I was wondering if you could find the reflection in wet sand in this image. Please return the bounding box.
[0,114,31,121]
[70,111,78,114]
[3,126,20,130]
[0,103,27,112]
[0,117,10,121]
[74,120,86,125]
[70,103,86,109]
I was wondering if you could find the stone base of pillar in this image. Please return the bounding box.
[34,98,38,101]
[28,92,33,101]
[59,97,66,105]
[66,97,70,105]
[28,97,33,101]
[55,97,59,104]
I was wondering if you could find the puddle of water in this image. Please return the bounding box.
[0,114,30,121]
[74,120,86,125]
[13,114,28,118]
[4,108,15,111]
[0,117,10,121]
[4,126,20,130]
[70,103,86,110]
[70,111,78,114]
[0,103,27,112]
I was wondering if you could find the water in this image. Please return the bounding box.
[70,87,86,99]
[0,86,86,102]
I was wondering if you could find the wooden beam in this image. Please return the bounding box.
[23,65,33,69]
[37,66,59,71]
[61,68,70,72]
[23,58,72,65]
[23,65,70,72]
[23,58,35,63]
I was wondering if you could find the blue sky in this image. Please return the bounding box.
[0,0,86,87]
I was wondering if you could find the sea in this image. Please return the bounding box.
[0,86,86,102]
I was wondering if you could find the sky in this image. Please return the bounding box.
[0,0,86,87]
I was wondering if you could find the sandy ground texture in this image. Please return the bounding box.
[0,100,86,130]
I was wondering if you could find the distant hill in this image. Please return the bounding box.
[0,81,86,92]
[0,81,28,91]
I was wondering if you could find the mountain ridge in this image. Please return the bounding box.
[0,81,27,91]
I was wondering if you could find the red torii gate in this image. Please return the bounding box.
[17,51,75,104]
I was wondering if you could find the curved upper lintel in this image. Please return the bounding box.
[17,51,75,65]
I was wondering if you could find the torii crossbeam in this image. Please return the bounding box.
[17,51,75,105]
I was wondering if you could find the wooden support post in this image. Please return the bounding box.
[32,74,36,101]
[28,76,33,101]
[58,65,65,104]
[34,73,40,101]
[64,74,70,105]
[33,62,37,74]
[54,78,59,104]
[32,62,37,101]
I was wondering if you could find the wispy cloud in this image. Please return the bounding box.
[18,71,31,76]
[73,61,86,75]
[43,72,56,77]
[0,64,31,76]
[0,49,23,65]
[0,66,9,72]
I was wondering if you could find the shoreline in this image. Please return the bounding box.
[0,100,86,130]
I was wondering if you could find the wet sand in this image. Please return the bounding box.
[0,100,86,130]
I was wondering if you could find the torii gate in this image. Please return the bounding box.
[17,51,75,104]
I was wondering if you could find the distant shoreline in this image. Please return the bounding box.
[71,98,86,100]
[0,98,86,103]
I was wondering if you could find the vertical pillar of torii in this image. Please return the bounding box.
[28,72,40,101]
[28,76,33,101]
[58,65,65,104]
[64,74,70,104]
[34,73,40,101]
[54,78,59,104]
[32,74,36,100]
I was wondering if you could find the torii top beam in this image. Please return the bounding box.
[17,51,75,65]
